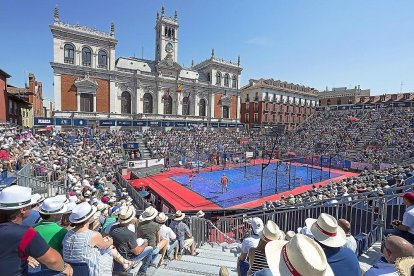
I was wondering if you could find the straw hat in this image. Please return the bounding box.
[69,202,97,224]
[118,206,136,224]
[139,206,158,221]
[156,212,168,223]
[285,230,296,241]
[174,210,186,221]
[39,198,68,215]
[395,256,414,276]
[0,185,33,210]
[260,220,284,242]
[265,234,334,276]
[305,213,346,248]
[196,210,205,218]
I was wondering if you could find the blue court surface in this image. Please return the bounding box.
[170,163,343,208]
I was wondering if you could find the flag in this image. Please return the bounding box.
[176,83,183,92]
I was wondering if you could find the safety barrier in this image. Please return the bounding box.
[115,171,150,211]
[16,164,68,197]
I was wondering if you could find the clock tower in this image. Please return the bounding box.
[155,6,179,63]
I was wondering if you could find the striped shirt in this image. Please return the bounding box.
[250,249,268,274]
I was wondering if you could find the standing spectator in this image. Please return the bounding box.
[138,206,168,267]
[365,235,414,276]
[338,218,357,254]
[305,213,361,276]
[384,192,414,243]
[247,220,285,275]
[237,217,263,276]
[170,210,197,256]
[0,185,73,276]
[156,212,179,260]
[110,206,153,275]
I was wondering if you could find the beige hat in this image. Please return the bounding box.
[118,206,136,224]
[139,206,158,221]
[305,213,347,248]
[265,234,334,276]
[156,212,168,223]
[285,230,296,241]
[196,210,205,218]
[260,220,284,242]
[174,210,186,221]
[395,256,414,276]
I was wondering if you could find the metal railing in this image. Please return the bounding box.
[115,171,150,211]
[16,164,68,197]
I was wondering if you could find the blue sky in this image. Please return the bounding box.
[1,0,413,100]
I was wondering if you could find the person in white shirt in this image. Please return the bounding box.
[365,235,414,276]
[384,192,414,243]
[338,219,357,254]
[156,212,179,260]
[237,217,263,276]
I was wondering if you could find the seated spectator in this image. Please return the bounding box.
[21,193,44,226]
[63,202,131,276]
[365,235,414,276]
[110,206,153,275]
[0,185,73,276]
[34,197,68,254]
[138,206,168,267]
[169,210,197,257]
[247,220,285,275]
[384,192,414,244]
[285,231,295,241]
[196,210,205,218]
[305,213,361,276]
[237,217,263,276]
[262,234,334,276]
[156,212,179,260]
[338,218,357,254]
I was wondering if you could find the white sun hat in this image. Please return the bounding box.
[0,185,33,210]
[305,213,347,248]
[260,220,284,242]
[69,202,97,224]
[250,217,264,235]
[39,197,68,215]
[118,206,136,224]
[265,234,334,276]
[140,206,159,221]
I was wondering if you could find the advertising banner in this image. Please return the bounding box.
[54,118,72,126]
[73,119,88,126]
[117,120,132,127]
[219,123,228,128]
[123,143,139,150]
[350,162,373,171]
[99,120,115,127]
[34,117,54,126]
[161,121,174,127]
[245,152,254,158]
[174,121,187,127]
[128,160,147,169]
[148,121,161,127]
[210,122,219,128]
[133,121,148,127]
[147,158,165,167]
[227,123,236,128]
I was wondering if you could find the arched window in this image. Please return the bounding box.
[232,75,237,88]
[64,44,74,64]
[121,91,132,114]
[82,47,92,67]
[98,50,108,69]
[143,93,153,114]
[216,72,222,85]
[182,96,190,115]
[80,94,93,112]
[199,99,206,117]
[164,95,173,115]
[222,106,229,119]
[224,74,230,87]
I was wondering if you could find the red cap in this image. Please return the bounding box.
[69,191,75,196]
[401,192,414,202]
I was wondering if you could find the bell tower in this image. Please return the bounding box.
[155,6,179,63]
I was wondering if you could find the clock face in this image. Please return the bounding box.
[165,42,174,53]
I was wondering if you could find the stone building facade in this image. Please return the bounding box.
[50,7,242,126]
[240,79,319,130]
[318,86,370,106]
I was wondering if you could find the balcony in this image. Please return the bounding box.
[64,58,74,64]
[82,62,91,67]
[97,64,107,69]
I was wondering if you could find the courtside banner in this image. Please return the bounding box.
[210,122,219,128]
[228,123,236,128]
[55,118,72,126]
[237,123,245,128]
[245,152,254,158]
[147,158,164,167]
[350,105,363,110]
[161,121,174,127]
[148,121,162,127]
[34,117,54,126]
[174,121,187,127]
[99,120,115,126]
[219,123,228,128]
[73,119,88,126]
[117,120,133,126]
[128,160,147,169]
[133,121,148,126]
